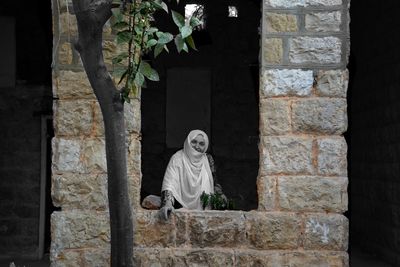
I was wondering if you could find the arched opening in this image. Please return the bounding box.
[140,0,260,211]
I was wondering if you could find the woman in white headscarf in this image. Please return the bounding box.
[160,129,224,220]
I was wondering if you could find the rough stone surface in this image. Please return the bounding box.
[304,213,348,250]
[305,11,342,32]
[52,173,108,210]
[54,100,94,136]
[265,0,342,8]
[53,70,95,99]
[52,138,83,173]
[260,136,313,175]
[257,176,276,211]
[292,98,348,134]
[59,13,78,36]
[81,138,107,173]
[278,176,348,212]
[246,212,301,249]
[316,69,349,97]
[289,37,342,64]
[266,13,298,32]
[261,69,313,97]
[260,99,291,135]
[141,195,161,209]
[263,38,283,64]
[58,42,73,65]
[317,137,347,176]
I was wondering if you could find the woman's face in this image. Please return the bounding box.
[190,134,206,153]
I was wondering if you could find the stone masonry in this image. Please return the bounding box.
[51,0,350,266]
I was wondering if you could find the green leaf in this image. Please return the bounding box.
[171,10,185,28]
[156,32,173,44]
[180,25,192,39]
[117,69,129,85]
[182,42,189,52]
[113,21,129,30]
[152,0,169,13]
[121,88,131,103]
[112,52,129,64]
[185,35,197,51]
[189,16,202,28]
[147,39,158,47]
[139,61,160,81]
[116,30,132,44]
[111,8,123,23]
[134,72,145,87]
[174,34,184,53]
[154,43,164,57]
[147,27,159,34]
[134,25,143,35]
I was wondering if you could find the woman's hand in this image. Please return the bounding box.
[159,202,174,221]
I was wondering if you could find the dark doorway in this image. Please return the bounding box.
[141,0,260,211]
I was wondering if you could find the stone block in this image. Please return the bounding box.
[292,98,347,134]
[127,133,141,177]
[263,38,283,64]
[59,13,78,36]
[261,69,313,97]
[304,213,348,250]
[316,69,349,97]
[257,176,276,211]
[305,11,342,32]
[53,71,95,99]
[82,249,111,266]
[81,138,107,173]
[289,37,342,64]
[54,100,94,136]
[50,249,82,267]
[52,173,108,210]
[52,138,84,173]
[317,137,347,176]
[260,99,291,135]
[103,40,117,66]
[266,13,297,32]
[246,212,301,249]
[187,211,246,248]
[278,176,348,212]
[260,136,313,175]
[58,42,73,65]
[265,0,342,8]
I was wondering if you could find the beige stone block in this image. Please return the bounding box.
[54,70,95,99]
[264,38,283,64]
[187,211,246,248]
[81,138,107,173]
[59,13,78,36]
[266,13,297,32]
[52,138,84,173]
[82,249,111,266]
[103,40,117,66]
[260,136,313,175]
[54,100,94,136]
[265,0,342,7]
[260,99,291,135]
[317,137,348,176]
[246,212,301,249]
[52,173,108,210]
[292,98,348,134]
[306,11,342,32]
[261,69,313,97]
[127,133,141,177]
[50,249,82,267]
[257,176,276,211]
[304,213,348,250]
[58,42,73,65]
[316,69,349,97]
[278,176,348,212]
[289,37,342,64]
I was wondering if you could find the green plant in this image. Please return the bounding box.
[200,191,236,210]
[111,0,201,102]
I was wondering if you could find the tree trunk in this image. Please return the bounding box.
[71,0,134,266]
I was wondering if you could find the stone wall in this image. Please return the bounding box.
[349,1,400,265]
[51,0,350,266]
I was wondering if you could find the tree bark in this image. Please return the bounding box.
[71,0,134,266]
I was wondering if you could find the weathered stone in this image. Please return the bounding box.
[316,69,349,97]
[265,0,342,8]
[235,250,348,267]
[81,138,107,173]
[261,69,313,97]
[317,137,347,176]
[292,98,347,134]
[54,71,95,99]
[127,133,141,176]
[188,211,246,248]
[103,40,117,65]
[82,249,111,266]
[52,138,83,173]
[141,195,161,209]
[246,212,301,249]
[54,100,94,136]
[260,136,313,175]
[260,99,291,135]
[50,249,82,267]
[289,37,342,64]
[58,42,73,65]
[51,211,110,252]
[257,176,276,211]
[304,213,348,250]
[264,38,283,64]
[278,176,348,212]
[305,11,342,32]
[266,13,297,32]
[52,173,107,210]
[59,13,78,36]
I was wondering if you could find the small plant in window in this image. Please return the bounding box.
[200,191,236,210]
[228,6,238,17]
[185,4,205,30]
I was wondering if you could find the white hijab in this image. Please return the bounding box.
[161,130,214,209]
